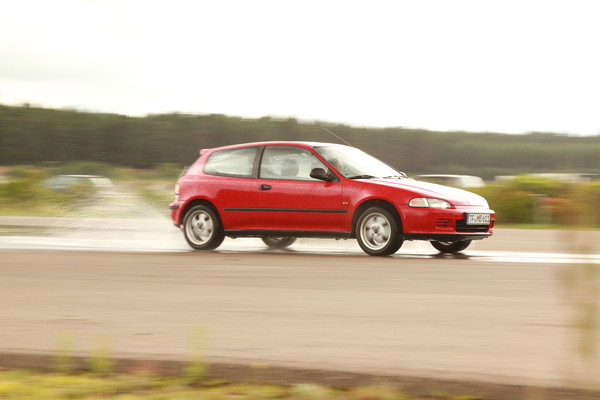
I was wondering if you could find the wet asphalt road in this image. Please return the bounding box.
[1,217,600,393]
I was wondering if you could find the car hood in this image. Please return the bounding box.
[366,178,489,207]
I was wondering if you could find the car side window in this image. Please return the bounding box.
[259,146,326,181]
[204,147,258,177]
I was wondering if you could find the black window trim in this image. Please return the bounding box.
[202,144,341,182]
[257,144,340,183]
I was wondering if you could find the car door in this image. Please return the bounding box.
[201,145,260,229]
[250,145,344,232]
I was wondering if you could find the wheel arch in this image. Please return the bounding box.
[351,199,402,236]
[181,198,220,224]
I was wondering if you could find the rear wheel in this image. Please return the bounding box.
[431,240,471,254]
[356,206,403,256]
[261,237,297,249]
[183,205,225,250]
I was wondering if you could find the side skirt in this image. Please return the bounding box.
[225,230,354,239]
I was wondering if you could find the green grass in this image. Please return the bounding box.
[0,206,64,217]
[0,369,478,400]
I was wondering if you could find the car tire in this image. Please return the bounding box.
[356,206,403,256]
[182,205,225,250]
[261,237,297,249]
[431,240,471,254]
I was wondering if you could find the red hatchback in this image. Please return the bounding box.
[170,141,494,256]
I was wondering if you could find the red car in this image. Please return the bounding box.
[170,141,494,256]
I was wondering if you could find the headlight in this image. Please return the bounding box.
[409,197,452,208]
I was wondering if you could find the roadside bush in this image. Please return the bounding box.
[568,181,600,227]
[0,179,44,204]
[508,175,566,197]
[479,184,535,224]
[505,176,574,225]
[155,163,184,180]
[0,173,96,212]
[0,172,51,206]
[6,165,39,179]
[472,176,582,226]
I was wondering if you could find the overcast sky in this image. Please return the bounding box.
[1,0,599,135]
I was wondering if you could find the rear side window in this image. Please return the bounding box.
[204,147,258,177]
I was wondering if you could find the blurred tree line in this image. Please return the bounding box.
[1,104,599,178]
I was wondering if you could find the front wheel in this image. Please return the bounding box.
[261,236,297,249]
[183,205,225,250]
[431,240,471,254]
[356,207,403,256]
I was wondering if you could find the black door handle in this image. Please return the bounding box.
[259,184,272,191]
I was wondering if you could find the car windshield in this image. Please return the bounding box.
[314,145,404,179]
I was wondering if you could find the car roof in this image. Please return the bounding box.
[199,141,346,155]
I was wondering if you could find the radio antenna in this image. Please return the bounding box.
[320,125,353,147]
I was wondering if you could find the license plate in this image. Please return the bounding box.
[466,213,490,225]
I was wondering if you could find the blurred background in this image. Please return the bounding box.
[1,103,600,227]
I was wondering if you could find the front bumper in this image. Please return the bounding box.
[399,206,495,240]
[403,232,492,241]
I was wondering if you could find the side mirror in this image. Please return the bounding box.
[310,168,336,182]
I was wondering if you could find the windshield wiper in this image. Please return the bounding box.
[347,174,377,179]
